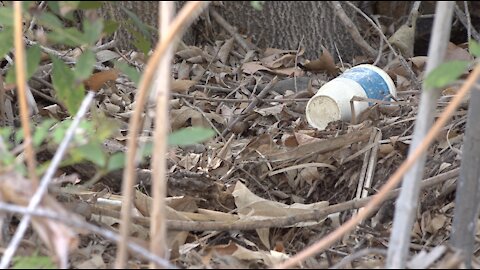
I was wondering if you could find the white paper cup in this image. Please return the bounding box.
[305,64,396,130]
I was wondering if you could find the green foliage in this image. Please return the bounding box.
[12,255,55,269]
[469,39,480,58]
[0,1,216,182]
[251,1,265,10]
[51,55,86,114]
[119,6,155,54]
[168,127,216,146]
[0,27,14,59]
[74,49,96,81]
[424,60,469,89]
[5,45,42,84]
[114,61,141,86]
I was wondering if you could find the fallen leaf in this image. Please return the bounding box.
[84,69,119,91]
[302,45,339,76]
[171,79,196,93]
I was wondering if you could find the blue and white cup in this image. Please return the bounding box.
[305,64,396,130]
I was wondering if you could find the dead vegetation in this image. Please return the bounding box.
[1,1,479,269]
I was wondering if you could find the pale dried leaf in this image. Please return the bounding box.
[218,38,234,64]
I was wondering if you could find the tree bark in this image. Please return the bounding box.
[101,1,380,60]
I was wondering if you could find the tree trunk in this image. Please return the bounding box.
[102,1,382,60]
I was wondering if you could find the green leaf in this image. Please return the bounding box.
[251,1,265,10]
[75,142,106,167]
[424,60,469,89]
[5,44,42,84]
[47,2,61,15]
[114,61,140,86]
[12,255,55,269]
[107,152,125,172]
[103,20,119,36]
[469,39,480,58]
[37,12,64,29]
[33,119,56,147]
[126,25,151,55]
[0,7,14,26]
[14,128,24,144]
[168,127,215,146]
[141,141,153,158]
[38,13,84,46]
[0,28,14,59]
[46,27,84,47]
[74,49,96,81]
[82,19,104,45]
[51,55,85,114]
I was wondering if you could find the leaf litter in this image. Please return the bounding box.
[0,17,476,270]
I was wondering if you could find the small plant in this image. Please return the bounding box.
[0,1,215,177]
[424,39,480,89]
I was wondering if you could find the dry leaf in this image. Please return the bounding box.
[302,45,339,76]
[84,69,119,91]
[171,79,196,93]
[218,38,235,64]
[0,170,79,268]
[177,60,191,80]
[445,42,473,62]
[242,62,273,75]
[389,23,415,58]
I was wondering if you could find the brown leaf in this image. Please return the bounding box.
[171,79,196,93]
[177,60,191,80]
[242,62,272,75]
[176,46,204,60]
[218,38,235,64]
[84,69,119,91]
[0,171,79,268]
[302,46,339,76]
[445,42,473,62]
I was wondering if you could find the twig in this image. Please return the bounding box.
[209,8,254,52]
[387,3,455,268]
[182,98,226,142]
[23,39,109,71]
[172,93,311,103]
[454,2,480,42]
[116,2,211,268]
[330,1,377,58]
[221,76,279,137]
[91,167,459,231]
[344,1,421,90]
[450,76,480,268]
[13,2,38,185]
[0,91,95,268]
[150,1,174,267]
[0,202,176,269]
[331,248,387,269]
[274,62,480,268]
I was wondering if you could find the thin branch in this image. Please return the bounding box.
[0,203,176,269]
[330,1,377,58]
[387,3,455,268]
[172,93,310,103]
[13,2,38,185]
[0,91,95,268]
[344,1,421,90]
[274,62,480,269]
[150,1,175,267]
[221,76,279,137]
[116,2,211,268]
[331,248,387,269]
[454,2,480,42]
[90,167,459,231]
[209,8,254,52]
